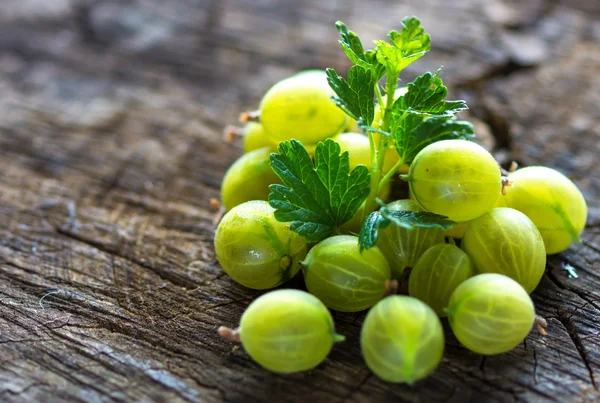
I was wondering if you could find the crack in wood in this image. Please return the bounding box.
[546,271,599,390]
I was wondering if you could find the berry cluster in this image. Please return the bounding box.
[214,17,587,383]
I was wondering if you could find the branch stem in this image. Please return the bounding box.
[378,158,404,193]
[362,73,398,221]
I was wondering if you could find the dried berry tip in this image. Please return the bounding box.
[218,326,241,342]
[210,199,221,210]
[223,125,243,143]
[501,177,513,195]
[385,279,399,295]
[239,110,260,123]
[535,315,548,336]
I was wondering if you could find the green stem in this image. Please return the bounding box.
[362,73,399,221]
[374,85,384,127]
[378,158,404,194]
[381,75,398,132]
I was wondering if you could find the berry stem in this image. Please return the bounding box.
[333,333,346,343]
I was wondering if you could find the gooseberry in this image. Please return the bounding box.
[221,147,281,211]
[497,166,587,254]
[461,207,546,293]
[377,199,445,279]
[214,201,306,289]
[302,235,391,312]
[446,273,535,355]
[332,132,400,174]
[361,295,444,383]
[408,243,474,316]
[260,73,347,146]
[405,139,502,222]
[230,289,345,373]
[242,122,274,153]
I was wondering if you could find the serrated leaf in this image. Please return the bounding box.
[358,203,456,250]
[335,21,370,69]
[374,41,405,75]
[269,139,370,243]
[326,66,375,125]
[391,112,474,165]
[389,17,431,59]
[374,16,431,75]
[358,211,390,251]
[399,70,468,115]
[381,208,456,230]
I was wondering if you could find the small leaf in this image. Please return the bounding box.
[358,202,456,250]
[375,41,405,75]
[374,16,431,76]
[335,21,370,69]
[381,209,456,230]
[358,211,390,251]
[391,113,475,165]
[399,69,468,116]
[269,139,371,243]
[389,17,431,60]
[326,66,376,125]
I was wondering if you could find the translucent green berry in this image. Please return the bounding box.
[259,73,347,145]
[446,273,535,355]
[406,139,502,222]
[302,235,391,312]
[377,199,445,278]
[220,147,280,211]
[242,122,274,153]
[408,243,474,316]
[238,289,345,373]
[462,207,546,293]
[361,296,444,383]
[214,201,306,289]
[332,132,400,174]
[496,166,587,254]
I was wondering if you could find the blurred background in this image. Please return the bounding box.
[0,0,598,207]
[0,0,597,204]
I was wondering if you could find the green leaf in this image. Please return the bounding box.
[359,202,456,250]
[335,21,386,79]
[382,208,456,231]
[269,139,370,243]
[374,16,431,75]
[391,112,475,165]
[326,66,376,125]
[398,70,468,115]
[358,211,390,251]
[335,21,370,69]
[374,41,404,75]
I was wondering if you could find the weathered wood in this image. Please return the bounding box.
[1,0,599,402]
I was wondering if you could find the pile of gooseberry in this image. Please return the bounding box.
[214,69,588,383]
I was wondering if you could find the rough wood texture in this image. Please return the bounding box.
[1,0,599,402]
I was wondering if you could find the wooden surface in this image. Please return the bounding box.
[1,0,599,402]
